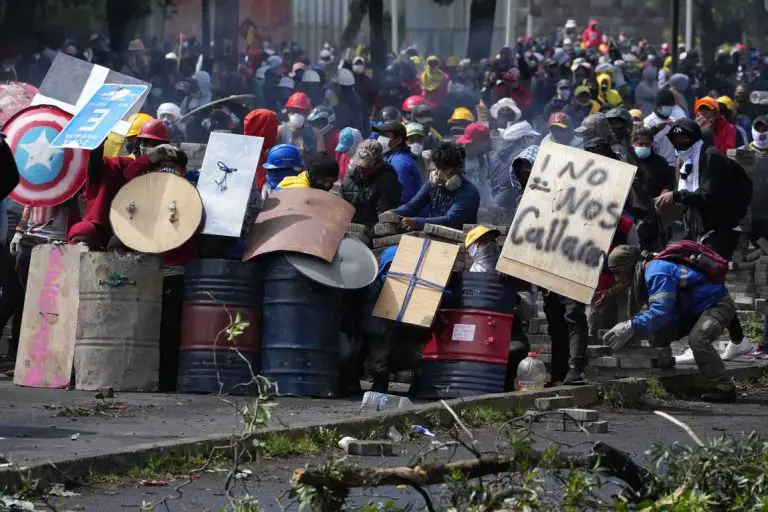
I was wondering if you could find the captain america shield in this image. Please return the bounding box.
[3,105,87,207]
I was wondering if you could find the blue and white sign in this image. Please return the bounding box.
[50,84,148,150]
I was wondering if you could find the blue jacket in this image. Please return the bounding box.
[393,178,480,230]
[386,147,423,205]
[630,259,729,336]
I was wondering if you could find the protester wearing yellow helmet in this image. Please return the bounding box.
[103,113,154,158]
[448,107,475,137]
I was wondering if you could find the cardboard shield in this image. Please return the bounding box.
[286,235,378,289]
[110,173,203,253]
[243,188,355,263]
[3,105,88,207]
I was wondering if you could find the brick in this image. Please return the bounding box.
[374,223,398,236]
[587,345,612,357]
[756,298,768,314]
[617,356,675,369]
[347,223,370,235]
[730,261,757,271]
[345,440,394,456]
[558,408,599,422]
[745,248,764,262]
[424,223,465,243]
[582,421,609,433]
[378,211,402,223]
[757,238,768,254]
[373,234,402,249]
[612,347,672,359]
[528,334,552,343]
[590,356,618,368]
[533,396,576,411]
[546,416,606,433]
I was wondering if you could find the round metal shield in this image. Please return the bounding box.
[110,172,203,254]
[3,105,88,207]
[286,235,378,290]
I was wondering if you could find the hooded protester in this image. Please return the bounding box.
[491,67,533,118]
[334,68,367,135]
[695,96,736,155]
[180,70,212,115]
[595,72,623,109]
[420,55,449,110]
[156,102,184,142]
[244,109,279,191]
[604,246,738,402]
[489,98,522,133]
[605,107,637,164]
[409,104,442,149]
[669,73,694,115]
[352,56,376,117]
[457,123,519,223]
[717,96,749,148]
[340,140,403,227]
[562,85,598,127]
[644,88,687,166]
[392,141,480,230]
[509,144,539,194]
[654,119,755,362]
[335,127,364,180]
[634,67,659,117]
[582,18,603,50]
[373,120,422,205]
[540,79,572,128]
[278,152,339,191]
[307,105,339,155]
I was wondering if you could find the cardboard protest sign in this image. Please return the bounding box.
[14,244,85,388]
[30,53,150,136]
[50,84,148,150]
[373,235,459,327]
[496,140,636,304]
[197,132,263,237]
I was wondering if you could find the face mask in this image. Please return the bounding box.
[409,143,424,156]
[633,146,652,159]
[468,240,501,272]
[430,170,448,185]
[557,89,571,101]
[352,64,365,74]
[378,136,391,153]
[150,88,163,99]
[752,128,768,149]
[289,113,305,129]
[659,105,674,118]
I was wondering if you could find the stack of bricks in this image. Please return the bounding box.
[532,396,608,433]
[371,212,403,256]
[422,224,467,271]
[346,223,373,248]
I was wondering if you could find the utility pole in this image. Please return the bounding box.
[525,0,533,38]
[671,0,680,72]
[685,0,693,50]
[391,0,399,55]
[505,0,517,47]
[201,0,211,71]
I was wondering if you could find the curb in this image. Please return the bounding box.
[1,364,765,490]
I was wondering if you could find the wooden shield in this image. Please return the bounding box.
[110,172,203,253]
[243,188,355,263]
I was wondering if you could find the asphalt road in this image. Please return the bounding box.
[41,391,768,511]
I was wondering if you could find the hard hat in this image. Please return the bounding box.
[464,226,500,248]
[335,68,356,86]
[126,113,154,138]
[302,69,321,83]
[380,106,402,123]
[262,144,303,170]
[449,107,475,124]
[717,95,735,112]
[629,108,644,121]
[401,95,426,113]
[285,91,312,110]
[137,119,170,142]
[445,56,460,67]
[307,105,337,134]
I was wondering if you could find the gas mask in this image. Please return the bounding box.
[430,170,462,191]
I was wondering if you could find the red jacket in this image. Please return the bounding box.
[81,155,135,228]
[713,116,737,155]
[582,27,603,49]
[244,109,279,191]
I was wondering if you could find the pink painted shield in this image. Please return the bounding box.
[0,81,38,128]
[3,105,88,207]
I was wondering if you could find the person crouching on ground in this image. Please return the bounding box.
[278,153,339,191]
[603,246,737,402]
[390,141,480,230]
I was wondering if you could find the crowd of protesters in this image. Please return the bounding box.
[3,16,768,401]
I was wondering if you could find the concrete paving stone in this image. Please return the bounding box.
[374,223,398,237]
[730,261,757,270]
[345,440,394,457]
[533,396,576,411]
[424,223,465,243]
[582,420,609,433]
[745,248,763,262]
[373,234,402,249]
[757,237,768,254]
[587,346,612,357]
[558,408,599,422]
[756,299,767,314]
[591,356,618,367]
[617,356,675,369]
[347,223,371,235]
[378,211,402,223]
[612,347,672,359]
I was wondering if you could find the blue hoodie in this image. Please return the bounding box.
[386,146,423,205]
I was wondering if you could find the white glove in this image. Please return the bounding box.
[148,144,178,164]
[9,232,22,256]
[604,320,635,351]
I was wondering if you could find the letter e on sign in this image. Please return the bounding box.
[80,109,110,132]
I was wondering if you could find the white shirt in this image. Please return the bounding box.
[644,106,687,167]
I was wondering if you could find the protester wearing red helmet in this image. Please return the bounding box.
[401,95,426,117]
[277,92,326,158]
[70,119,185,250]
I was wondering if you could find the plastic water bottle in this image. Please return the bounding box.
[361,391,413,412]
[515,351,548,391]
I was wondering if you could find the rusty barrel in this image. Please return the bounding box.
[177,259,262,394]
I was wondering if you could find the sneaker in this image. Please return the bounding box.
[720,338,757,361]
[674,348,696,365]
[563,368,588,385]
[700,388,737,402]
[746,347,768,359]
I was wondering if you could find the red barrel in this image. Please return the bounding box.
[423,309,514,365]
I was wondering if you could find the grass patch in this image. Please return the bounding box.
[644,377,671,400]
[85,471,123,486]
[598,384,627,409]
[260,432,322,459]
[457,405,521,428]
[54,400,131,418]
[126,454,208,480]
[742,316,763,341]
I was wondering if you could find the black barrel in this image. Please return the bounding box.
[261,254,342,397]
[177,260,262,394]
[417,360,506,399]
[442,272,517,314]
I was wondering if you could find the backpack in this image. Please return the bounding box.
[653,240,728,285]
[725,156,752,221]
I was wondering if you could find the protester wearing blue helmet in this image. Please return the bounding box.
[261,144,303,199]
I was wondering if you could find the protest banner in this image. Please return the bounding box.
[496,140,637,304]
[14,245,85,388]
[196,132,263,237]
[30,52,150,136]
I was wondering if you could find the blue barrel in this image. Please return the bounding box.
[261,254,342,397]
[442,272,518,314]
[417,360,506,399]
[177,260,262,394]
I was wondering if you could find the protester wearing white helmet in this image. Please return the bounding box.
[157,103,182,126]
[335,68,356,87]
